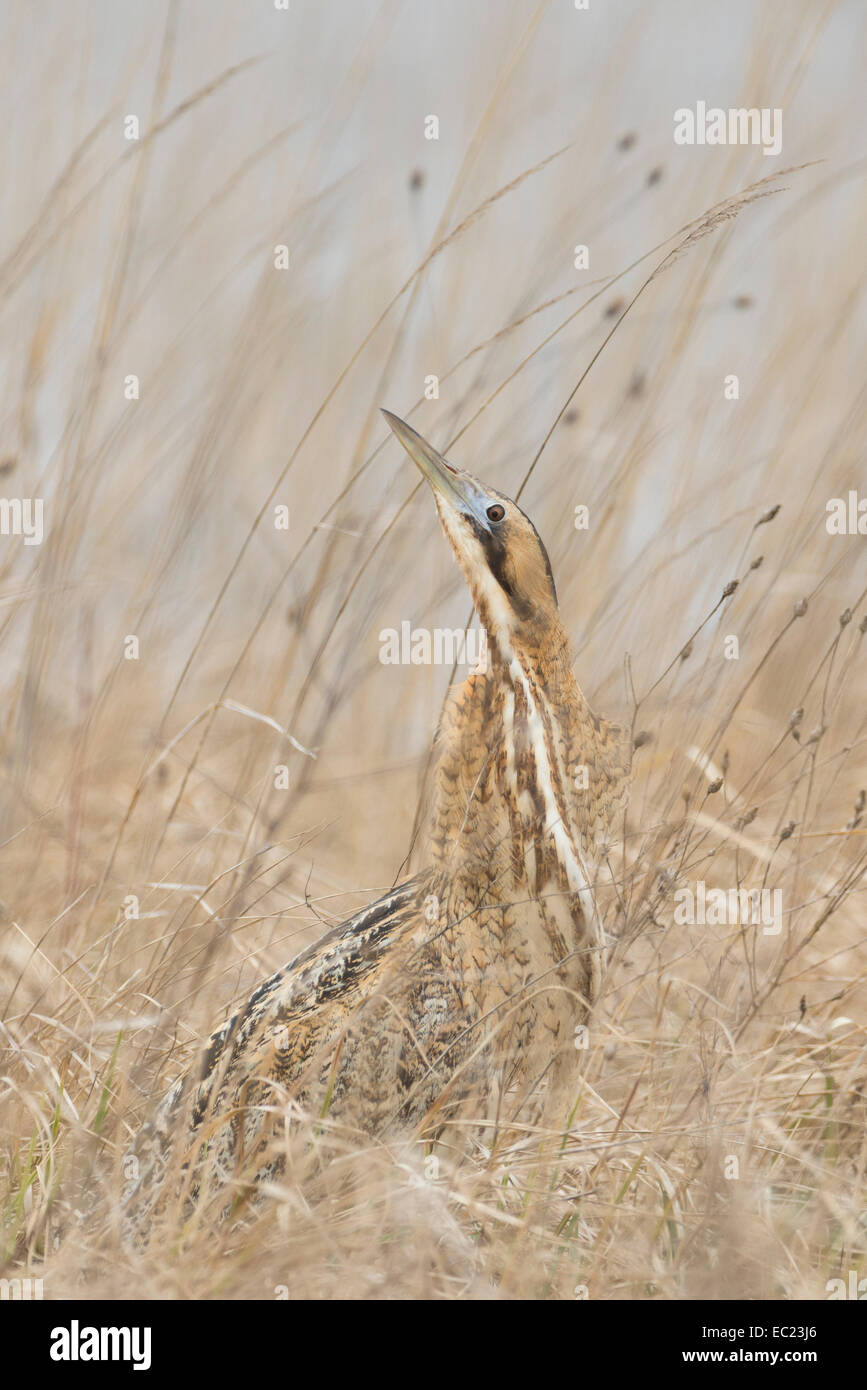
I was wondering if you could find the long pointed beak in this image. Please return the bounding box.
[381,409,491,531]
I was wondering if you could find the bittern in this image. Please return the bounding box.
[124,411,632,1231]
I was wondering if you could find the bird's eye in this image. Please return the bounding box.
[486,504,505,523]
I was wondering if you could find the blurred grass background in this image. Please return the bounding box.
[1,0,865,1298]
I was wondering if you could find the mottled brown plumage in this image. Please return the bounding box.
[123,412,631,1235]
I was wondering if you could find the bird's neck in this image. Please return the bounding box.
[427,612,600,889]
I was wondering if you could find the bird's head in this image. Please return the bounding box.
[382,410,560,648]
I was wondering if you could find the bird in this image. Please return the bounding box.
[122,410,632,1235]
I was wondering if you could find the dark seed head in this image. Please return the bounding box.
[627,370,646,399]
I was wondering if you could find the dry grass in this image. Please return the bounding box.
[1,0,865,1300]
